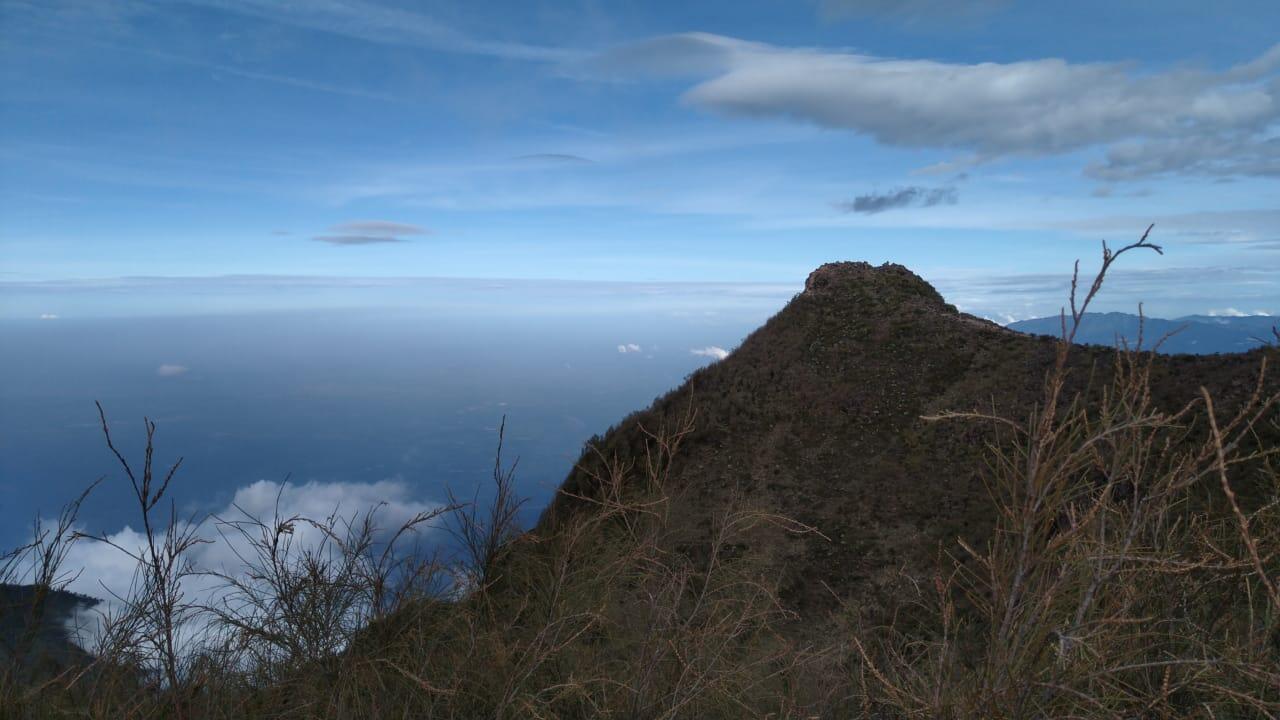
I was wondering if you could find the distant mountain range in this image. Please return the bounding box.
[1008,312,1277,354]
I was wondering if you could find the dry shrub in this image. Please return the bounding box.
[2,226,1277,719]
[851,229,1280,718]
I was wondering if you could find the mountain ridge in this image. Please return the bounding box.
[541,261,1279,624]
[1009,310,1277,354]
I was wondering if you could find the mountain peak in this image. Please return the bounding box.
[802,261,953,313]
[550,261,1276,622]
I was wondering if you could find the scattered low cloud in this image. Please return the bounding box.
[39,313,59,320]
[691,346,729,360]
[594,33,1280,180]
[312,220,428,246]
[330,220,430,236]
[312,217,432,244]
[1207,308,1272,317]
[837,186,957,214]
[617,343,642,353]
[312,235,407,245]
[156,364,188,377]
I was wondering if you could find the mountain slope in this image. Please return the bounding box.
[542,262,1279,621]
[0,584,99,677]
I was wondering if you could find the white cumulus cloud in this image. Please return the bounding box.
[45,477,447,652]
[617,343,642,353]
[691,346,730,360]
[156,364,188,377]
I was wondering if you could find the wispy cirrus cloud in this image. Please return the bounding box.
[513,153,594,164]
[1053,209,1280,249]
[179,0,579,62]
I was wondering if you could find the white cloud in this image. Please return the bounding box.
[617,343,642,353]
[156,364,188,377]
[596,33,1280,179]
[38,313,59,320]
[691,346,730,360]
[1207,308,1272,317]
[53,478,446,652]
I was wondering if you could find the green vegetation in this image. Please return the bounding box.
[2,235,1277,718]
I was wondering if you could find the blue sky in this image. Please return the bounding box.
[2,0,1278,320]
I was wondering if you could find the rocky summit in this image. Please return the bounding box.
[543,262,1278,624]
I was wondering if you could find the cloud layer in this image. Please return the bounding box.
[53,477,446,650]
[330,220,430,236]
[597,34,1280,179]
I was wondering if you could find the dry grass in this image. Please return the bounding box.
[2,229,1277,718]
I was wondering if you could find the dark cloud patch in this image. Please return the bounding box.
[330,220,429,236]
[312,220,429,246]
[1091,186,1152,199]
[837,186,957,214]
[312,235,406,246]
